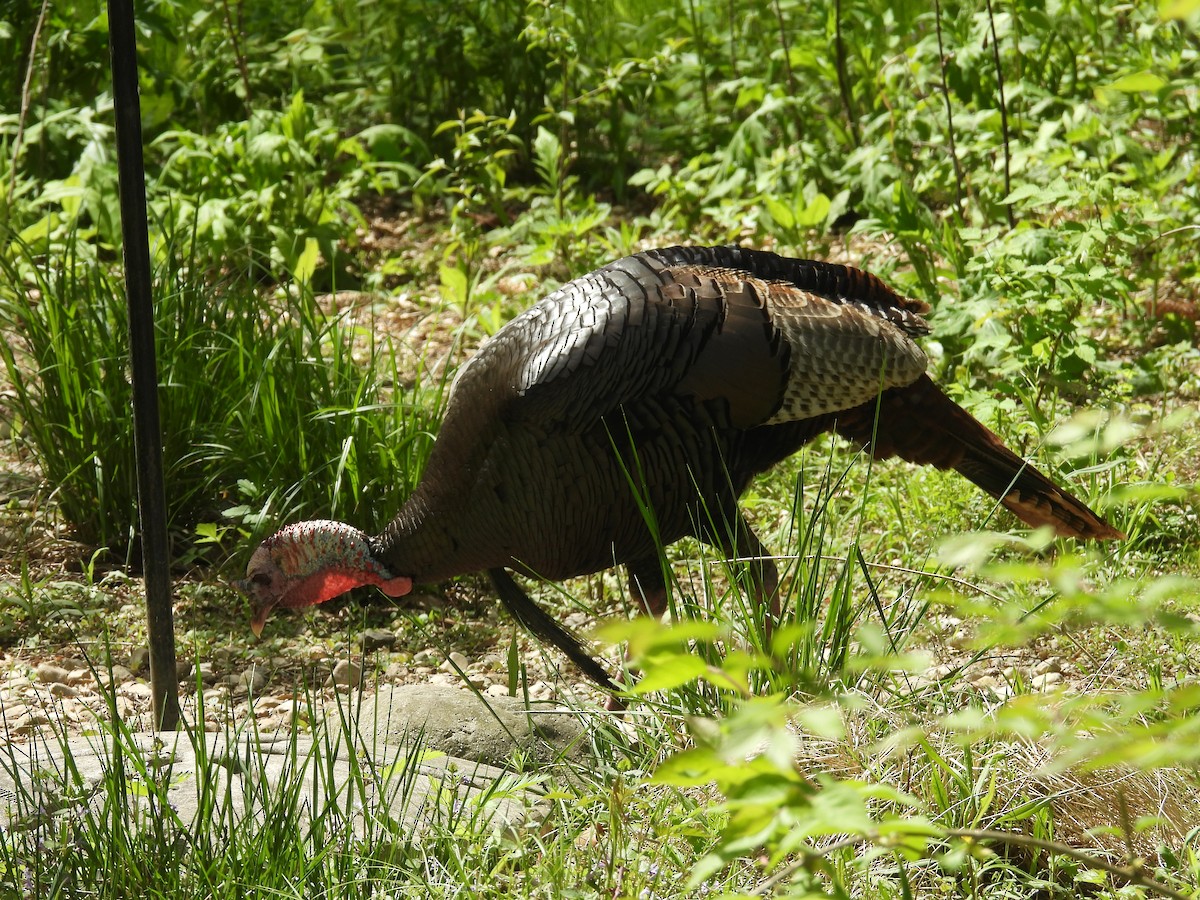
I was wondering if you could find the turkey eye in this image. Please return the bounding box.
[251,573,272,587]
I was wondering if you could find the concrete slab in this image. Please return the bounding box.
[0,720,547,839]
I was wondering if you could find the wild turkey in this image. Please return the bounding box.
[237,245,1122,694]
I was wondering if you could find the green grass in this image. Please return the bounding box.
[0,230,449,563]
[4,520,1200,898]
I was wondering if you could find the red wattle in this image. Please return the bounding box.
[378,577,413,597]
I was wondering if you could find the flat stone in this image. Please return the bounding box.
[0,702,29,721]
[48,683,78,699]
[412,649,439,666]
[11,711,50,734]
[1034,658,1063,676]
[340,683,590,767]
[35,663,70,685]
[237,665,269,694]
[360,629,397,652]
[1032,672,1063,691]
[119,682,153,701]
[94,665,135,688]
[0,721,544,840]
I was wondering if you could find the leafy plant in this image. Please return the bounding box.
[0,230,447,560]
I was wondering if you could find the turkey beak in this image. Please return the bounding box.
[234,576,272,639]
[249,599,273,639]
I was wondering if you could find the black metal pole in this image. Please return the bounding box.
[107,0,180,731]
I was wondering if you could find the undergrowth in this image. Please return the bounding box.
[1,0,1199,896]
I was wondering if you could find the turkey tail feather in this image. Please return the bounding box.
[834,375,1123,540]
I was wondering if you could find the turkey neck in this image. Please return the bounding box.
[369,488,458,585]
[368,402,507,583]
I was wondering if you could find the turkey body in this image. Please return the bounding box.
[240,245,1121,693]
[373,245,1115,583]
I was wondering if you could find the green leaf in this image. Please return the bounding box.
[649,747,725,787]
[1106,71,1167,93]
[764,196,795,230]
[793,192,831,227]
[293,237,320,284]
[439,263,469,308]
[631,652,708,693]
[17,214,56,246]
[1001,183,1044,205]
[794,704,845,740]
[1160,0,1200,19]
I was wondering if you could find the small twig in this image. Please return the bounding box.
[751,833,870,896]
[984,0,1015,228]
[948,828,1190,900]
[932,0,967,220]
[834,0,860,146]
[1149,224,1200,243]
[8,0,52,207]
[770,0,798,98]
[219,0,253,112]
[727,0,739,77]
[685,0,711,119]
[722,553,1009,604]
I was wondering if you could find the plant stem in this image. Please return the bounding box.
[984,0,1016,228]
[834,0,860,146]
[771,0,797,97]
[220,0,253,112]
[8,0,51,210]
[933,0,967,220]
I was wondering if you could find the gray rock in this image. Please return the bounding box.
[1032,672,1063,691]
[406,592,446,611]
[412,648,439,666]
[237,665,269,694]
[329,659,363,688]
[1,701,29,721]
[360,629,397,652]
[1033,657,1063,676]
[105,665,135,687]
[48,683,78,699]
[35,663,70,685]
[340,683,590,767]
[119,682,153,701]
[129,648,150,674]
[11,710,50,734]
